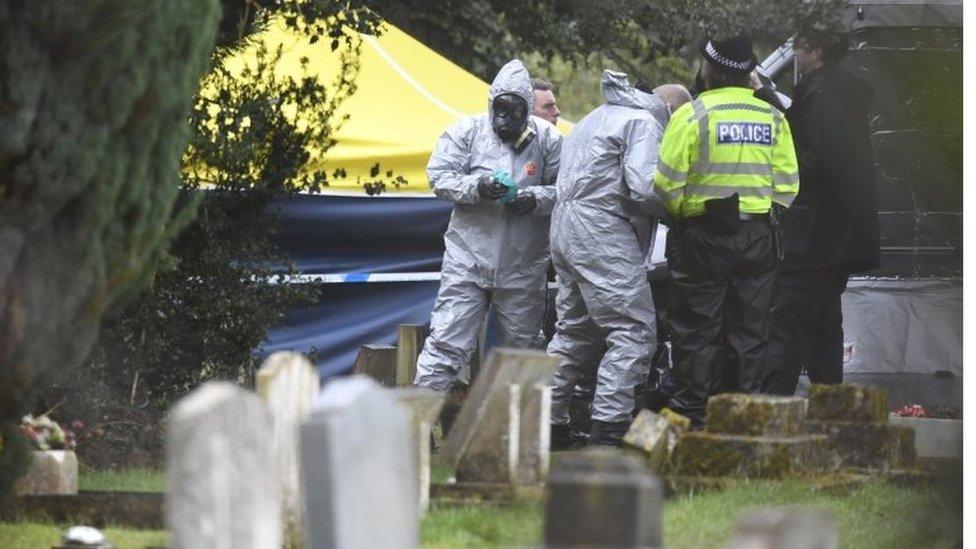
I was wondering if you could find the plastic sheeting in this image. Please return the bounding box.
[841,278,961,376]
[258,194,449,376]
[260,280,439,378]
[269,193,450,275]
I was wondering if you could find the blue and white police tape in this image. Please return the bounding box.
[270,272,442,284]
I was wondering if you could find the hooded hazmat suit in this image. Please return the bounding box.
[413,60,563,391]
[547,70,671,429]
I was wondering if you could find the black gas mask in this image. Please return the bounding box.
[491,93,535,152]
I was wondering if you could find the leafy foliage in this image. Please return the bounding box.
[92,39,362,411]
[44,3,380,469]
[372,0,847,85]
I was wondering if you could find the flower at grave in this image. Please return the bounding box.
[19,414,77,451]
[893,404,927,418]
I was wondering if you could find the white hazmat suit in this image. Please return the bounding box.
[414,60,563,391]
[547,71,670,433]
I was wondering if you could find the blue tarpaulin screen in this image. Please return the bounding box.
[259,193,450,377]
[269,193,450,275]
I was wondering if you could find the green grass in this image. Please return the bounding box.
[1,470,961,549]
[430,456,455,484]
[0,521,167,549]
[421,479,961,548]
[664,480,961,549]
[423,498,542,549]
[78,466,165,493]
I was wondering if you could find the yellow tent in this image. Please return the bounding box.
[226,19,573,194]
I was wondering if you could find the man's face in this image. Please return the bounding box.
[532,89,561,125]
[794,38,823,74]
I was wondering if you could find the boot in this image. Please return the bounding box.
[589,419,631,447]
[438,403,460,438]
[551,423,582,450]
[551,423,574,450]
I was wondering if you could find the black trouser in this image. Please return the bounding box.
[762,269,849,394]
[665,218,777,428]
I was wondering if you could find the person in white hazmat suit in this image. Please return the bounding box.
[548,71,690,446]
[413,60,563,401]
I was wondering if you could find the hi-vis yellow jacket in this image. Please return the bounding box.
[653,87,799,219]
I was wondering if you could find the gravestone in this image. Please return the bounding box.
[888,415,962,461]
[14,450,78,496]
[805,384,916,471]
[726,507,838,549]
[396,324,425,387]
[353,344,398,387]
[166,382,280,549]
[544,449,663,549]
[440,348,558,486]
[670,394,829,479]
[255,351,320,546]
[300,376,418,549]
[391,387,447,513]
[517,382,552,485]
[623,408,690,473]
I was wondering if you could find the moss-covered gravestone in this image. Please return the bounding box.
[670,394,829,479]
[805,383,916,471]
[622,408,690,473]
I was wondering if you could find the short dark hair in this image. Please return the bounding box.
[702,62,752,89]
[796,28,850,65]
[532,78,554,92]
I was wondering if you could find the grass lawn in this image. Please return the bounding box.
[78,466,166,493]
[1,468,961,548]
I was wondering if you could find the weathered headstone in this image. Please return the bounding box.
[396,324,425,387]
[807,383,887,422]
[300,376,418,549]
[623,408,690,473]
[255,351,320,546]
[14,450,78,496]
[391,387,447,513]
[544,449,663,549]
[518,382,552,484]
[166,382,280,549]
[726,507,838,549]
[707,395,807,437]
[805,383,915,471]
[670,394,829,479]
[888,415,962,460]
[353,344,397,387]
[441,348,559,486]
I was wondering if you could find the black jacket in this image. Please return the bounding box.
[781,65,880,274]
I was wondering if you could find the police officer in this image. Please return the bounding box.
[414,60,562,395]
[652,34,800,428]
